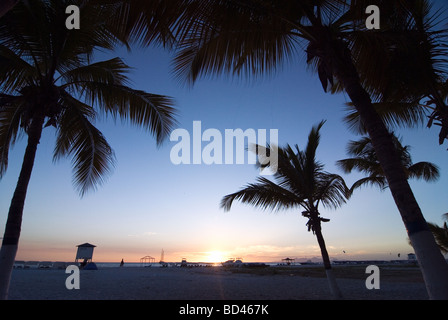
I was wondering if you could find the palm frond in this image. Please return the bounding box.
[59,57,132,88]
[336,157,382,176]
[304,120,325,171]
[91,0,192,48]
[220,176,303,212]
[315,172,350,208]
[0,45,37,93]
[345,136,375,157]
[0,0,50,65]
[91,85,177,145]
[0,94,25,177]
[346,0,448,101]
[407,161,440,182]
[343,101,428,135]
[55,92,115,196]
[427,222,448,254]
[62,60,177,145]
[253,143,305,197]
[0,0,129,78]
[173,0,300,84]
[349,176,388,192]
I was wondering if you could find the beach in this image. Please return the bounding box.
[7,264,428,300]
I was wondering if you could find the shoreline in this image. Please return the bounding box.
[12,258,422,268]
[8,264,428,300]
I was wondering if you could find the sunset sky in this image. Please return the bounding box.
[1,3,448,264]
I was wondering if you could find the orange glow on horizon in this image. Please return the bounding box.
[204,250,227,263]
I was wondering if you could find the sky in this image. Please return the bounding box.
[1,2,448,264]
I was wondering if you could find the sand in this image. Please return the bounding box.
[7,265,429,300]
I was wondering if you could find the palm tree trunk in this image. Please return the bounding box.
[312,216,343,299]
[0,114,45,300]
[332,41,448,300]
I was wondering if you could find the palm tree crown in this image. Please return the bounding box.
[0,0,177,195]
[337,134,440,192]
[221,121,349,217]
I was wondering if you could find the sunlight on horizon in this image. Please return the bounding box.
[204,250,228,263]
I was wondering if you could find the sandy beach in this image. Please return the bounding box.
[7,264,428,300]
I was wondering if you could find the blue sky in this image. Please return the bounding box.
[1,3,448,263]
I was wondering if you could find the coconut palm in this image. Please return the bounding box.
[169,0,448,299]
[337,134,440,192]
[0,0,177,299]
[221,121,349,299]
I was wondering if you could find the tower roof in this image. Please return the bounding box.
[76,243,96,247]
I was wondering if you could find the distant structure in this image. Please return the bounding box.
[159,249,165,264]
[282,257,295,266]
[140,255,155,267]
[75,243,96,267]
[159,249,168,267]
[407,253,417,261]
[222,257,243,267]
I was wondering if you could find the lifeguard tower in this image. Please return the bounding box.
[75,243,96,268]
[140,255,155,267]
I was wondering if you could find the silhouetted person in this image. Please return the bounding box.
[120,259,124,267]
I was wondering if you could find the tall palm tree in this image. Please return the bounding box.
[0,0,177,299]
[221,121,349,299]
[337,134,440,192]
[170,0,448,299]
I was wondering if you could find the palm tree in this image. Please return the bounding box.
[169,0,448,299]
[337,134,440,192]
[0,0,177,299]
[221,121,349,299]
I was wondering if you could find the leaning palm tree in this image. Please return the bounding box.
[170,0,448,299]
[221,121,349,299]
[337,134,440,192]
[0,0,177,299]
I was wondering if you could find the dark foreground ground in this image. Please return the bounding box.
[7,263,428,300]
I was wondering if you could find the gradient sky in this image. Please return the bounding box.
[1,2,448,263]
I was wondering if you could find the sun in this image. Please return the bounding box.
[205,250,226,263]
